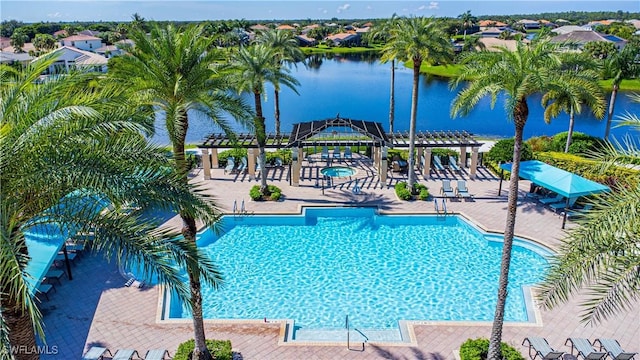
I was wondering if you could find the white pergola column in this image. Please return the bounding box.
[201,148,211,180]
[459,146,468,168]
[247,148,256,180]
[423,148,432,177]
[470,147,479,179]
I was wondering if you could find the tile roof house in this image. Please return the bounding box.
[250,24,269,31]
[478,20,508,28]
[479,38,528,52]
[550,29,628,50]
[295,34,317,47]
[0,51,34,65]
[34,46,108,74]
[276,24,296,30]
[0,36,10,49]
[60,34,103,52]
[2,42,37,53]
[517,19,541,29]
[53,30,68,38]
[552,25,591,35]
[326,32,359,46]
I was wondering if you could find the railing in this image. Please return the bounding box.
[435,198,447,219]
[345,314,365,351]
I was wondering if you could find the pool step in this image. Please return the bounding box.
[293,328,402,342]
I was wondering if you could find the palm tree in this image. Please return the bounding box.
[230,44,300,193]
[538,92,640,324]
[450,39,592,359]
[541,53,606,152]
[602,42,640,139]
[255,29,305,136]
[457,10,477,40]
[1,58,224,360]
[369,14,399,133]
[381,16,453,189]
[108,24,252,360]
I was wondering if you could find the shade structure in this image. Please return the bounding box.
[499,160,610,198]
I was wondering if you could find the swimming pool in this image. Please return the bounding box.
[165,207,550,332]
[321,166,357,178]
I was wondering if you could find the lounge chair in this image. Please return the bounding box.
[145,349,172,360]
[566,204,593,219]
[82,347,112,360]
[549,197,578,212]
[566,338,607,360]
[456,180,472,199]
[448,156,461,173]
[440,179,455,199]
[594,338,637,360]
[522,337,564,360]
[111,349,142,360]
[224,157,235,174]
[432,155,446,173]
[236,157,248,173]
[539,194,564,205]
[274,157,284,167]
[333,146,341,160]
[37,283,56,301]
[344,147,352,160]
[321,146,329,160]
[44,269,65,285]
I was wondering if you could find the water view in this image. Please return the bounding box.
[151,54,639,145]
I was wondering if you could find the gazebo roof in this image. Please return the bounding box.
[288,116,388,147]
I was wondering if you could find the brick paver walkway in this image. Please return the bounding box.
[40,159,639,359]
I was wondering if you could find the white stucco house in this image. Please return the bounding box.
[35,46,108,74]
[60,34,104,52]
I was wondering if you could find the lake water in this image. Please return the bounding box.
[151,54,639,145]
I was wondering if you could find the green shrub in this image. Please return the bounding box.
[526,135,553,152]
[549,132,604,155]
[395,182,412,200]
[459,338,524,360]
[414,183,430,200]
[485,138,533,164]
[250,185,283,201]
[173,339,233,360]
[218,148,247,167]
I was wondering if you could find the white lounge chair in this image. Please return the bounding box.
[565,338,606,360]
[522,337,564,360]
[432,155,446,173]
[236,157,248,173]
[333,146,341,160]
[145,349,172,360]
[441,179,455,199]
[448,156,461,173]
[344,147,352,160]
[456,180,472,199]
[539,194,564,205]
[224,157,235,174]
[82,347,112,360]
[594,338,637,360]
[321,146,329,160]
[112,349,142,360]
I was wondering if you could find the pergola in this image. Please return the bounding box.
[198,116,484,185]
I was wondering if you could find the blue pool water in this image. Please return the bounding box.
[321,166,356,178]
[168,208,550,330]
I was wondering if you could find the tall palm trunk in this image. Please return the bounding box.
[565,107,575,153]
[407,60,421,189]
[389,59,395,134]
[274,89,281,136]
[174,112,212,360]
[3,229,39,360]
[604,84,618,139]
[487,98,528,360]
[254,92,268,193]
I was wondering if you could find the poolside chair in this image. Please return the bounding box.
[321,146,329,160]
[566,338,607,360]
[236,157,248,173]
[594,338,637,360]
[432,155,446,173]
[224,157,235,174]
[145,349,172,360]
[111,349,142,360]
[448,156,461,173]
[549,197,578,212]
[274,157,284,167]
[333,146,341,160]
[566,204,593,219]
[522,337,564,360]
[82,346,112,360]
[440,179,455,199]
[344,147,353,160]
[539,193,564,205]
[43,269,65,285]
[37,283,56,301]
[455,180,472,199]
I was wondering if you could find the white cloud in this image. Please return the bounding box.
[418,5,426,10]
[336,3,351,13]
[428,2,439,10]
[366,5,372,10]
[47,12,62,18]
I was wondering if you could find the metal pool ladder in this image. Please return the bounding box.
[345,314,365,351]
[434,198,447,219]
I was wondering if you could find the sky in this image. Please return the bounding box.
[1,0,639,23]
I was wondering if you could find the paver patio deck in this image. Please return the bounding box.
[40,157,639,359]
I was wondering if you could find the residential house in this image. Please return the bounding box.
[94,39,133,58]
[517,19,540,29]
[2,42,37,54]
[301,24,320,34]
[0,51,33,66]
[0,37,11,49]
[276,24,296,31]
[326,32,359,46]
[35,46,108,74]
[478,27,510,38]
[552,25,591,35]
[53,30,68,38]
[550,29,627,50]
[478,20,508,29]
[479,38,528,52]
[60,34,103,52]
[78,29,101,37]
[295,34,317,47]
[250,24,269,32]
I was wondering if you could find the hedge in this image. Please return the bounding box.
[250,184,282,201]
[459,338,524,360]
[173,339,233,360]
[395,182,430,201]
